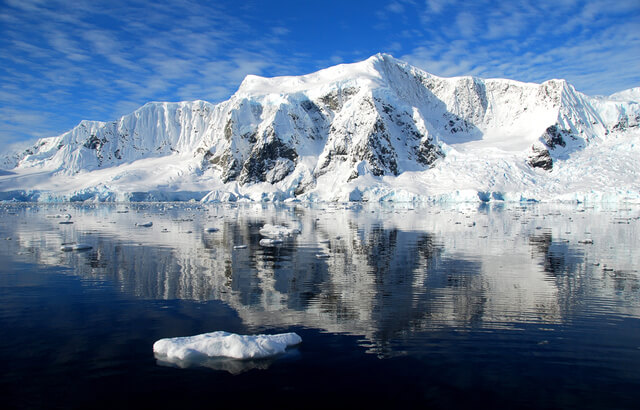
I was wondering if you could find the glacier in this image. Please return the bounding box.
[1,53,639,203]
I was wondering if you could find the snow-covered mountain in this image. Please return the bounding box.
[609,87,640,102]
[1,53,639,203]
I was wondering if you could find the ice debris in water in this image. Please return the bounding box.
[259,224,300,238]
[135,221,153,227]
[259,238,283,247]
[60,243,92,251]
[153,331,302,361]
[47,213,72,219]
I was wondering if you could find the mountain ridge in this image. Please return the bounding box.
[1,53,639,203]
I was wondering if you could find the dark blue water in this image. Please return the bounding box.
[1,203,639,409]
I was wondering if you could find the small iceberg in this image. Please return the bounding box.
[135,221,153,227]
[259,224,300,238]
[60,243,92,251]
[153,331,301,362]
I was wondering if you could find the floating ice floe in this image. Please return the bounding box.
[259,238,283,247]
[135,221,153,227]
[47,213,72,219]
[259,224,300,238]
[153,331,302,361]
[60,243,92,251]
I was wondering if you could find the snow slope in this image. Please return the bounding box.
[1,53,639,203]
[610,87,640,102]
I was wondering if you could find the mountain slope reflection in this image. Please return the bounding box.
[2,203,639,354]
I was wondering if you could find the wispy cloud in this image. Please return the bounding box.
[387,2,406,14]
[0,0,294,146]
[402,0,640,95]
[425,0,449,14]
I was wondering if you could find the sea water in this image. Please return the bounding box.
[0,202,638,408]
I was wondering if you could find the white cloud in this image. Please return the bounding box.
[425,0,448,14]
[455,12,477,38]
[329,55,344,65]
[402,0,640,95]
[387,2,406,14]
[0,0,297,142]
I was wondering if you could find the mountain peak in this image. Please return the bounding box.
[236,53,409,97]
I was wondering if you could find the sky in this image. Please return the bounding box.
[1,0,639,151]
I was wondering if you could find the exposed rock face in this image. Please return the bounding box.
[528,146,553,170]
[541,125,569,149]
[528,125,573,170]
[612,113,640,131]
[239,132,298,184]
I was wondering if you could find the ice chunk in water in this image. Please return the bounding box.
[47,213,71,219]
[153,331,301,361]
[259,238,283,247]
[259,224,300,238]
[60,243,92,251]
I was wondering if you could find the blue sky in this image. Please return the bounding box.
[1,0,639,150]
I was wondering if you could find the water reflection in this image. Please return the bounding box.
[155,352,297,375]
[1,202,639,354]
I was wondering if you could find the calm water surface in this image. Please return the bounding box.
[0,202,639,409]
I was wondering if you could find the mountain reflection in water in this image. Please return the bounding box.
[2,202,639,356]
